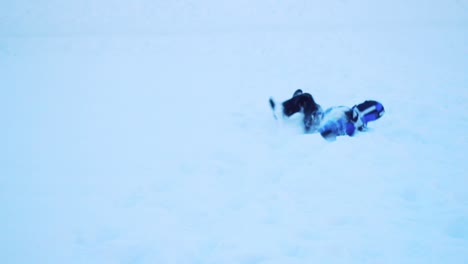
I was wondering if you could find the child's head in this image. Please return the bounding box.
[352,100,385,129]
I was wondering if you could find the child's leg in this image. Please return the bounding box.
[282,94,308,117]
[282,93,319,131]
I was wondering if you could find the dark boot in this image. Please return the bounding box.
[292,89,303,97]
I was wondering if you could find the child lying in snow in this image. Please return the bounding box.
[269,89,385,141]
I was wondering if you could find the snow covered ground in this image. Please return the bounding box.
[1,1,467,263]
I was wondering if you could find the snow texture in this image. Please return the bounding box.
[1,1,467,263]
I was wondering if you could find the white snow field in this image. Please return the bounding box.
[1,1,467,263]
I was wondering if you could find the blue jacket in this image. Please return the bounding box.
[319,101,385,140]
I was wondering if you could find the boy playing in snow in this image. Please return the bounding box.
[269,90,385,141]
